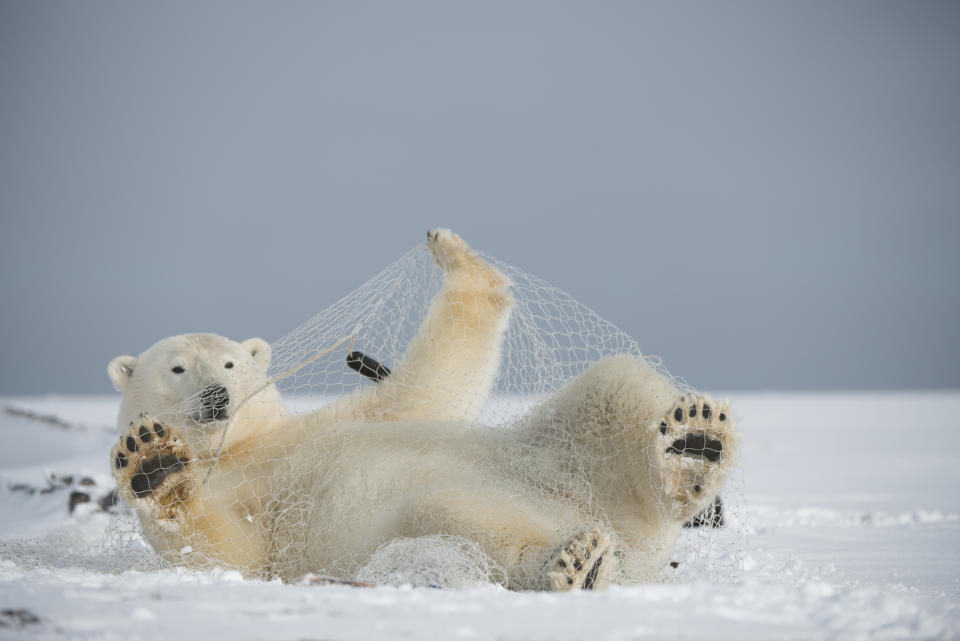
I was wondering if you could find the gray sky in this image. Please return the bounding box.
[1,1,958,394]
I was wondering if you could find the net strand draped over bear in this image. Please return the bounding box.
[107,229,739,591]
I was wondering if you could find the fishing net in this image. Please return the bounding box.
[5,230,744,590]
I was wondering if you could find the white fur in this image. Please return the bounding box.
[108,231,738,591]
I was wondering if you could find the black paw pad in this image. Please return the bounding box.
[130,454,187,498]
[674,408,684,422]
[115,452,128,469]
[153,422,165,437]
[666,433,723,462]
[138,426,152,443]
[125,436,138,453]
[702,405,711,419]
[659,421,667,435]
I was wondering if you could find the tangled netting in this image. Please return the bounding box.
[8,232,744,589]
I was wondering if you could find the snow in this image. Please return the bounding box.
[1,393,958,640]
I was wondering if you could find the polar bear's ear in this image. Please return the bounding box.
[108,355,138,392]
[242,338,271,370]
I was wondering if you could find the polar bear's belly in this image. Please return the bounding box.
[267,422,519,578]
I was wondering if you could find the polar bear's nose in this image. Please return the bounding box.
[197,383,230,422]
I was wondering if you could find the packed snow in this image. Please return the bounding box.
[0,393,957,640]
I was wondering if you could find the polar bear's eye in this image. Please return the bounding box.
[224,362,234,369]
[171,366,185,374]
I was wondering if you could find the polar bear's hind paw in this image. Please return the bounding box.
[657,397,736,522]
[111,416,194,518]
[545,524,614,591]
[661,397,728,462]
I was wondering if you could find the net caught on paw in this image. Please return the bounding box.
[94,228,744,590]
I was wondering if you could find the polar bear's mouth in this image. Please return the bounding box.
[191,384,230,423]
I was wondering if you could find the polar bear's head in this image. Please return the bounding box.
[108,333,284,450]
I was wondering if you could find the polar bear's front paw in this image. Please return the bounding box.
[427,228,468,272]
[427,228,510,294]
[111,416,195,522]
[544,524,615,591]
[656,397,736,523]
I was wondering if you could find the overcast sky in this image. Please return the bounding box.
[1,1,958,394]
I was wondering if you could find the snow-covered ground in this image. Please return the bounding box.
[0,393,958,640]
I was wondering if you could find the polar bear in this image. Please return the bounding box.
[107,230,739,590]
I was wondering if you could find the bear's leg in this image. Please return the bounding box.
[356,229,513,422]
[391,486,613,591]
[525,358,738,528]
[650,397,738,525]
[111,415,269,575]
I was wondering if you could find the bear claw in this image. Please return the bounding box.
[545,524,614,591]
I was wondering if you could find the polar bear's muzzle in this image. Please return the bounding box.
[193,383,230,423]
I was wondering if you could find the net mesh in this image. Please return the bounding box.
[4,230,744,590]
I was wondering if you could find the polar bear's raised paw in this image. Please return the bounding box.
[427,228,510,295]
[426,228,469,273]
[544,524,614,591]
[111,416,195,521]
[656,397,736,523]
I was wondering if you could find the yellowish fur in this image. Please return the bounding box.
[109,231,739,590]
